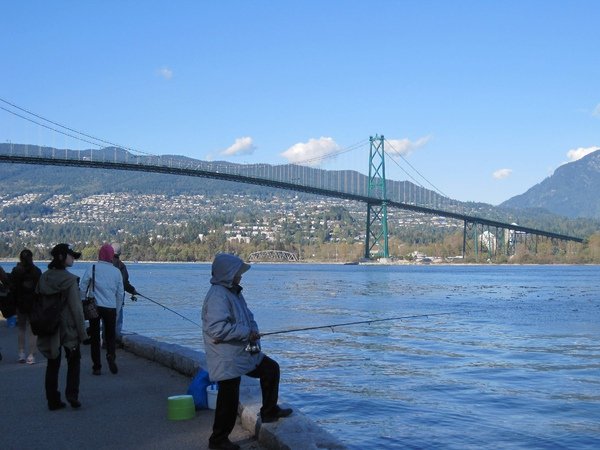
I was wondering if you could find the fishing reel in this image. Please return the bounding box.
[245,341,261,354]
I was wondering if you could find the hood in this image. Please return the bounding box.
[210,253,250,288]
[37,268,78,296]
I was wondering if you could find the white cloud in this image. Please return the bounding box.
[221,137,256,157]
[280,137,340,166]
[566,146,600,162]
[385,135,431,155]
[157,67,173,80]
[493,168,512,180]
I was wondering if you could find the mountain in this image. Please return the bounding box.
[501,150,600,219]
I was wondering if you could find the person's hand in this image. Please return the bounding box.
[249,331,261,342]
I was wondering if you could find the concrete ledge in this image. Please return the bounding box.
[122,333,346,449]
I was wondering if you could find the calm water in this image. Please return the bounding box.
[4,262,599,449]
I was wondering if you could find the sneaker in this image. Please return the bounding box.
[26,354,36,365]
[18,352,26,363]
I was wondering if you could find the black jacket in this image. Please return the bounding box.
[10,262,42,314]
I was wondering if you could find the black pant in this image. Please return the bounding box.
[45,345,81,404]
[89,306,117,370]
[210,355,280,444]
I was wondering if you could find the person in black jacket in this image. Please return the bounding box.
[111,243,137,346]
[10,249,42,364]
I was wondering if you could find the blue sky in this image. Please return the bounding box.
[1,1,599,205]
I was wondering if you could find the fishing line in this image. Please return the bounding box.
[131,294,484,340]
[135,292,201,327]
[260,310,486,337]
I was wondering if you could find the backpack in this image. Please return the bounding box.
[17,277,38,314]
[30,291,65,336]
[0,284,16,318]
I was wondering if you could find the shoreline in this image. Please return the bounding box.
[0,258,600,268]
[2,258,598,267]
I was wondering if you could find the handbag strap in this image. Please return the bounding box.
[86,265,96,296]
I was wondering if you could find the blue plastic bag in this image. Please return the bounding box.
[187,369,211,410]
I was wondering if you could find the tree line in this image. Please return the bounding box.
[2,208,599,264]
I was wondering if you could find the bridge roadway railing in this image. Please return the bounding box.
[0,146,584,244]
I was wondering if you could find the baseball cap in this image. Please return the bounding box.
[50,243,82,259]
[111,242,122,255]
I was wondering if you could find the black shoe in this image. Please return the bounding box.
[48,401,66,411]
[261,407,293,423]
[67,397,81,408]
[107,355,118,374]
[208,439,240,450]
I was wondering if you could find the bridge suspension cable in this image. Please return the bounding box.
[384,138,449,200]
[0,97,155,157]
[0,103,104,149]
[2,97,371,170]
[279,138,370,168]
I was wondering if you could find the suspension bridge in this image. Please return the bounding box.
[0,98,584,261]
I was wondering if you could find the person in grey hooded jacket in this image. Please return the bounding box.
[202,253,292,450]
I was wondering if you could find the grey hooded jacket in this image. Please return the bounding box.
[202,254,264,381]
[36,268,88,359]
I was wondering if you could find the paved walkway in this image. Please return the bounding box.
[0,319,263,450]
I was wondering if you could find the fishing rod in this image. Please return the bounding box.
[135,292,201,328]
[130,293,483,342]
[259,310,485,337]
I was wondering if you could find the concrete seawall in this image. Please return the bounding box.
[123,333,346,450]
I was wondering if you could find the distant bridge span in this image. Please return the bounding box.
[0,153,583,244]
[0,150,584,260]
[248,251,299,262]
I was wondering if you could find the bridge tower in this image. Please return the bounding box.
[364,134,389,259]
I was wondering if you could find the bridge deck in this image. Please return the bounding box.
[0,151,584,244]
